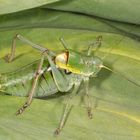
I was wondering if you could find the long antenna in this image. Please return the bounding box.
[101,36,124,60]
[59,37,69,50]
[101,23,138,60]
[100,65,140,87]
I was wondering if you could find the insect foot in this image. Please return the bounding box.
[16,102,29,115]
[87,107,93,119]
[4,53,12,63]
[54,128,61,136]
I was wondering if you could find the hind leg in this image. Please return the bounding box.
[16,52,46,115]
[5,34,55,63]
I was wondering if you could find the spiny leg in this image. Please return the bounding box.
[54,84,80,135]
[84,78,92,119]
[5,34,55,63]
[16,53,45,115]
[54,99,73,135]
[5,34,17,62]
[87,35,102,56]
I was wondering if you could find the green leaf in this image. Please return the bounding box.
[44,0,140,24]
[0,0,61,15]
[0,28,140,140]
[0,8,120,34]
[0,8,140,40]
[0,0,140,139]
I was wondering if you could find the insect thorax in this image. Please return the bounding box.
[55,50,103,77]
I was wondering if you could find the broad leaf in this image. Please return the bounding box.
[0,0,61,15]
[44,0,140,24]
[0,28,140,140]
[0,0,140,139]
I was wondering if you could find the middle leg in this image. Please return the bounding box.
[54,83,81,135]
[84,77,93,119]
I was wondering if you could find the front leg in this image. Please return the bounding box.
[87,35,102,56]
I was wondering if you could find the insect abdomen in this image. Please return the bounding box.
[0,65,58,97]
